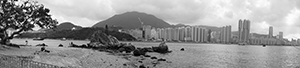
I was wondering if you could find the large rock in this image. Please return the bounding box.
[141,47,153,52]
[118,43,136,53]
[90,30,111,45]
[152,42,170,53]
[108,35,120,45]
[122,44,135,53]
[89,30,120,47]
[87,42,105,48]
[133,48,146,56]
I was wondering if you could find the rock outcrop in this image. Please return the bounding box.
[86,30,171,55]
[89,30,120,48]
[118,43,136,53]
[90,30,112,45]
[152,42,170,53]
[133,48,147,56]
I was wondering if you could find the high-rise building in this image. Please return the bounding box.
[207,29,212,42]
[227,26,232,43]
[150,28,158,40]
[143,25,152,40]
[238,19,251,44]
[179,27,185,41]
[220,25,232,43]
[200,27,204,42]
[269,26,273,38]
[203,28,208,42]
[197,27,201,42]
[279,32,283,39]
[238,20,243,42]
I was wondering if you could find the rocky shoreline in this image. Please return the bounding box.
[67,30,173,67]
[0,30,174,68]
[0,45,174,68]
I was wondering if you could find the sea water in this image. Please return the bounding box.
[11,39,300,68]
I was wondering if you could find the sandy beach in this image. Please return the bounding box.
[0,45,172,68]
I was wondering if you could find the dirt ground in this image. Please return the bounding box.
[0,45,171,68]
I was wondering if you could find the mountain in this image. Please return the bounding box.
[171,24,188,27]
[17,28,136,41]
[54,22,82,31]
[198,25,220,31]
[92,11,172,29]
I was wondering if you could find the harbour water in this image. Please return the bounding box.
[11,39,300,68]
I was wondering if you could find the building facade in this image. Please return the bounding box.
[238,19,251,44]
[220,25,232,43]
[269,26,273,38]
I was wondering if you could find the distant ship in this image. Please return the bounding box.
[60,38,67,41]
[33,37,45,41]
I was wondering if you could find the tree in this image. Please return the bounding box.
[0,0,58,44]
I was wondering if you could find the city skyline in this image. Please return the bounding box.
[38,0,300,39]
[123,19,298,45]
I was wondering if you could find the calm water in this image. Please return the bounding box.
[11,39,300,68]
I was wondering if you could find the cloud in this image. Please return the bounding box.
[285,8,300,26]
[38,0,300,39]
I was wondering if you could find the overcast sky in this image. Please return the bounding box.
[39,0,300,39]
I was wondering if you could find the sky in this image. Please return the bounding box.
[38,0,300,39]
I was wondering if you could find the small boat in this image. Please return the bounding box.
[262,45,266,47]
[33,38,45,41]
[61,38,67,41]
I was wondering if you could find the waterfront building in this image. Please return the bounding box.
[143,25,152,40]
[238,20,243,43]
[238,19,251,44]
[150,28,158,40]
[279,32,283,39]
[269,26,273,38]
[179,27,185,41]
[249,38,279,45]
[220,25,232,43]
[124,29,143,40]
[184,27,192,41]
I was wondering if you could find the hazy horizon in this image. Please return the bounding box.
[38,0,300,39]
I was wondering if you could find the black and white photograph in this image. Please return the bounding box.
[1,0,300,68]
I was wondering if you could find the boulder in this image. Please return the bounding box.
[36,43,47,46]
[150,57,157,59]
[180,48,184,51]
[144,55,151,57]
[117,43,136,53]
[118,48,126,53]
[89,30,120,48]
[90,30,111,45]
[133,48,146,56]
[141,47,153,52]
[139,65,146,68]
[7,43,20,48]
[152,42,169,53]
[81,44,87,48]
[58,44,63,47]
[44,50,50,53]
[157,58,166,61]
[108,35,120,45]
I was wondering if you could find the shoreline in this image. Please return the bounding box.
[12,38,299,46]
[0,44,172,68]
